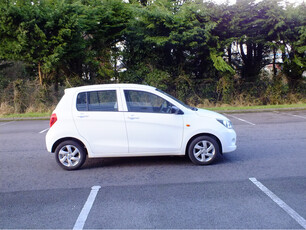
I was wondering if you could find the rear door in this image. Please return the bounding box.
[73,89,128,156]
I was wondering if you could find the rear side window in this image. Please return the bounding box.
[76,90,118,112]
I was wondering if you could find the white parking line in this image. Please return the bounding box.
[73,186,101,230]
[0,121,15,127]
[226,114,256,126]
[39,128,49,134]
[249,178,306,229]
[292,114,306,119]
[274,111,306,120]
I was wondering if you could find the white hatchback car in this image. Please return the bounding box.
[46,84,236,170]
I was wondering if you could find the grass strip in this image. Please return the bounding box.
[0,112,51,118]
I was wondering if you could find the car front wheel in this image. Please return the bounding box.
[188,135,219,165]
[55,140,86,170]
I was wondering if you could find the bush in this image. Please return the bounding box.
[0,102,14,115]
[216,75,234,104]
[0,79,62,115]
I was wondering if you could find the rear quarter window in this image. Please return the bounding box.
[76,92,87,111]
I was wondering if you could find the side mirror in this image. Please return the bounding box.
[171,106,184,115]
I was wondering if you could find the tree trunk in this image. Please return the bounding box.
[38,62,43,86]
[54,67,59,100]
[273,46,276,77]
[227,45,232,64]
[13,79,25,113]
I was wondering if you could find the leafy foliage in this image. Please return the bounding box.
[0,0,305,110]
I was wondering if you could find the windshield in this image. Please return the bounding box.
[156,89,198,111]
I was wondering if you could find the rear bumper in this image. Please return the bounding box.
[45,128,55,152]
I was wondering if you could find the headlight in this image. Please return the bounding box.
[217,119,233,129]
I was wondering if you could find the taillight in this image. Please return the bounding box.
[49,113,57,127]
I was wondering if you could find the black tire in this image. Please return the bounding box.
[188,135,220,165]
[55,140,86,170]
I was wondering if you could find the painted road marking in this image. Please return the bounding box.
[0,121,15,127]
[226,114,256,126]
[274,111,306,120]
[249,178,306,229]
[292,114,306,119]
[39,128,49,134]
[73,186,101,230]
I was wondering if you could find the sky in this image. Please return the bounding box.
[209,0,305,5]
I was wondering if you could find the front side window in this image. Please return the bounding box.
[124,90,174,113]
[156,89,198,111]
[76,90,118,111]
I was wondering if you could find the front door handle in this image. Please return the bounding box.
[128,115,139,120]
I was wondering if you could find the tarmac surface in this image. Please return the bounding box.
[0,110,306,229]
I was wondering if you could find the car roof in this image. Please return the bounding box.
[65,83,156,93]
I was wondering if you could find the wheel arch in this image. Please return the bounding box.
[185,133,222,155]
[51,137,88,155]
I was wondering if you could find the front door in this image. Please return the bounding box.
[123,90,184,154]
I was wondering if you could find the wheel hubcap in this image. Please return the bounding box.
[58,145,81,167]
[193,140,215,162]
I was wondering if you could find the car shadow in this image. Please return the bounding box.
[217,149,253,165]
[81,155,194,169]
[80,154,232,170]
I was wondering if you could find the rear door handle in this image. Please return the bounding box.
[77,114,89,118]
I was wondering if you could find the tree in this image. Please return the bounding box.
[80,0,132,83]
[121,0,233,101]
[0,0,132,87]
[281,2,306,89]
[0,0,86,86]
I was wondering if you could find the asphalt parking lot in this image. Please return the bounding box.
[0,111,306,229]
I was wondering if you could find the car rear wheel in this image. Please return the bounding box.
[55,140,86,170]
[188,135,219,165]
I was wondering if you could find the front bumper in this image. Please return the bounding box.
[220,129,237,153]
